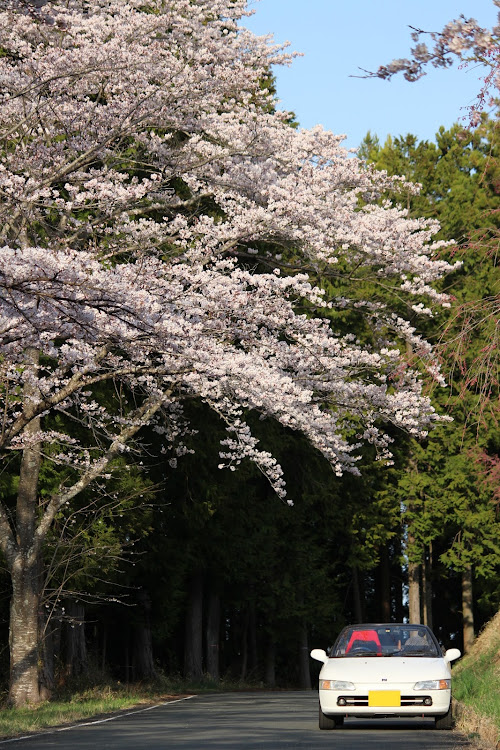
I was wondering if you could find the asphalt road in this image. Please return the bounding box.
[0,692,472,749]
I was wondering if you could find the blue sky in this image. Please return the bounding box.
[243,0,498,150]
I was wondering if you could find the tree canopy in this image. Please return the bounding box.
[0,0,491,706]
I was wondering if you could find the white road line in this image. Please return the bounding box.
[0,695,196,745]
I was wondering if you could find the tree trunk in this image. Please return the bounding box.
[406,450,423,626]
[240,610,248,681]
[298,623,311,690]
[265,639,276,687]
[8,348,42,706]
[206,589,220,681]
[380,545,391,622]
[9,562,41,706]
[248,602,258,676]
[408,560,421,623]
[64,602,87,679]
[184,570,203,681]
[422,544,433,630]
[133,591,156,681]
[393,537,404,622]
[39,613,57,700]
[462,566,475,653]
[407,524,421,623]
[124,628,131,686]
[101,625,107,674]
[352,565,364,622]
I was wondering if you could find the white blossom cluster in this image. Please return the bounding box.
[0,0,460,501]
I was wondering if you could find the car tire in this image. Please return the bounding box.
[435,703,453,730]
[319,705,344,730]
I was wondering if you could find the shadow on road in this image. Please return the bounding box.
[1,691,472,750]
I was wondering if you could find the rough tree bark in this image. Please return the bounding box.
[462,566,475,653]
[9,560,41,705]
[407,522,421,624]
[8,348,42,706]
[408,560,421,624]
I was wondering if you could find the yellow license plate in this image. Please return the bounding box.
[368,690,401,707]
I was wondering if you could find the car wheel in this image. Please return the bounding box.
[319,705,344,730]
[435,703,453,730]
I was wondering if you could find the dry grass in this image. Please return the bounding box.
[454,701,499,750]
[466,611,500,659]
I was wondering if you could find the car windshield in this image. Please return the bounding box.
[331,624,440,658]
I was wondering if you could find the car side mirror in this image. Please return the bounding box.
[444,648,461,663]
[310,648,328,663]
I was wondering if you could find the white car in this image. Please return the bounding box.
[311,623,461,730]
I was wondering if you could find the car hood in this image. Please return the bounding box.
[320,657,451,683]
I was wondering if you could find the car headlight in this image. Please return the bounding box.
[414,679,451,690]
[320,679,356,690]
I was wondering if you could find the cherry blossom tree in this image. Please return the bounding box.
[372,2,500,125]
[369,5,500,408]
[368,2,500,435]
[0,0,459,705]
[367,2,500,642]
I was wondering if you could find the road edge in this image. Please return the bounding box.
[0,695,197,745]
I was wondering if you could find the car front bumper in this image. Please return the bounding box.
[319,686,451,717]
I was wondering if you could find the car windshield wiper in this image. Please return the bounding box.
[403,649,433,656]
[352,651,380,657]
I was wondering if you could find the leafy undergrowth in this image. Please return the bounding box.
[452,611,500,747]
[0,674,266,739]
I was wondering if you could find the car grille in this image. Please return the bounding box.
[337,695,432,707]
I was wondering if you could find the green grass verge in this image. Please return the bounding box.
[452,642,500,737]
[0,684,180,739]
[0,674,268,739]
[0,693,152,738]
